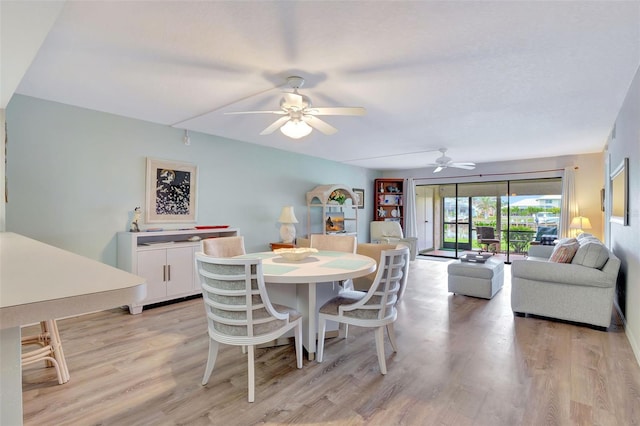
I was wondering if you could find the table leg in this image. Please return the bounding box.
[1,326,23,425]
[296,282,317,361]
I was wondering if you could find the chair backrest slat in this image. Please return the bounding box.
[195,254,291,339]
[339,247,410,320]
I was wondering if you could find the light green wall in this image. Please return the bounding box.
[5,95,379,264]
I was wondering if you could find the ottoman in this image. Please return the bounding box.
[448,258,504,299]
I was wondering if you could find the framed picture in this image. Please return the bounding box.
[145,158,198,223]
[325,212,345,232]
[352,188,365,209]
[610,157,629,226]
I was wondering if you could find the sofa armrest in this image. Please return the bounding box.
[511,259,615,288]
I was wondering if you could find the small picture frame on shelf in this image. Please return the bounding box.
[352,188,365,209]
[145,157,198,223]
[326,212,345,232]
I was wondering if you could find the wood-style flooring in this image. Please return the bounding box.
[22,259,640,425]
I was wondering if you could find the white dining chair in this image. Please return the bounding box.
[309,234,357,253]
[201,236,245,257]
[310,234,357,291]
[352,243,398,292]
[195,254,303,402]
[316,246,410,374]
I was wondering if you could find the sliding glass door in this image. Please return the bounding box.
[504,179,562,259]
[418,178,561,261]
[442,195,471,251]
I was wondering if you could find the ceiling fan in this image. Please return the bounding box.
[427,148,476,173]
[224,76,366,139]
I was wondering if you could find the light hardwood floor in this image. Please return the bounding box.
[22,259,640,425]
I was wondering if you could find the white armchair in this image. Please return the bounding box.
[370,221,417,260]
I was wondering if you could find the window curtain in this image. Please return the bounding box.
[560,167,579,238]
[404,178,417,238]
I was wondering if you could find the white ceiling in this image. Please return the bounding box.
[7,1,640,170]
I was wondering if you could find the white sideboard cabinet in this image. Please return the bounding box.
[117,228,239,314]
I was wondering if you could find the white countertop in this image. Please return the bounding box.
[0,232,146,328]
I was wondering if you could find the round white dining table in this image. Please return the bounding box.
[238,250,376,360]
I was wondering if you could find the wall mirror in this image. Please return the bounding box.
[610,157,629,225]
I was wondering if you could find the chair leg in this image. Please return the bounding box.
[21,320,69,385]
[201,339,219,386]
[374,326,387,375]
[317,317,327,363]
[47,320,69,383]
[340,279,354,292]
[339,323,349,339]
[386,323,398,353]
[247,345,255,403]
[294,323,302,369]
[39,321,54,368]
[21,348,64,385]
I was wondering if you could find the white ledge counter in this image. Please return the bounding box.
[0,232,147,425]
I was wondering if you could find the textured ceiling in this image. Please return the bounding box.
[11,1,640,170]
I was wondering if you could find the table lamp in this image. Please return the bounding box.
[278,206,299,243]
[569,216,592,235]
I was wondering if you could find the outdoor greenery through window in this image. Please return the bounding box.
[421,178,562,260]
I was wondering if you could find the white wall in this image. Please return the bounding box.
[1,109,5,232]
[5,95,379,264]
[607,66,640,364]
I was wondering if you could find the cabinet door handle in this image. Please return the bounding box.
[163,265,167,281]
[167,264,171,282]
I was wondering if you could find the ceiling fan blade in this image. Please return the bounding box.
[303,115,338,135]
[259,116,291,135]
[308,107,366,116]
[433,166,444,173]
[451,163,476,170]
[224,110,285,115]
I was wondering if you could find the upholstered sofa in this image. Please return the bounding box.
[511,233,620,329]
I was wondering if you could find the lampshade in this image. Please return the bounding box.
[569,216,592,230]
[278,206,298,224]
[280,120,312,139]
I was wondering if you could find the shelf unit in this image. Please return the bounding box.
[117,227,239,314]
[374,178,405,229]
[306,184,358,237]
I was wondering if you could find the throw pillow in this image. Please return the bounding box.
[548,238,579,263]
[572,242,610,269]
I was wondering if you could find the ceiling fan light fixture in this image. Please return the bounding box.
[280,119,312,139]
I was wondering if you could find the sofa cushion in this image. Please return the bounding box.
[576,233,593,241]
[572,241,610,269]
[548,238,579,263]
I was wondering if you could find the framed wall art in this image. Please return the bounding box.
[610,157,629,226]
[145,158,198,223]
[352,188,365,209]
